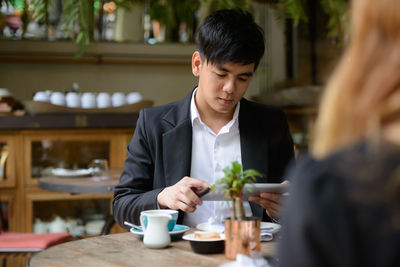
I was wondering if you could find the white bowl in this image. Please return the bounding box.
[50,92,66,106]
[97,92,112,108]
[127,92,143,104]
[81,92,97,108]
[0,88,11,97]
[33,91,50,102]
[112,92,126,107]
[66,92,81,108]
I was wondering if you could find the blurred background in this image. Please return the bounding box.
[0,3,350,266]
[0,0,347,106]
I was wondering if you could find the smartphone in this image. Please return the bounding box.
[196,187,211,198]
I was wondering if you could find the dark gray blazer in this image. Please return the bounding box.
[113,90,294,227]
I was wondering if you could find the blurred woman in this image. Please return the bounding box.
[278,0,400,266]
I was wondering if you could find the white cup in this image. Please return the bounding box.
[97,92,111,108]
[112,92,126,107]
[50,91,66,106]
[33,91,51,102]
[81,92,97,108]
[33,218,48,234]
[48,216,67,233]
[127,92,143,104]
[66,92,81,108]
[0,88,11,97]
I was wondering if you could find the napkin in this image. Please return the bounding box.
[223,252,272,267]
[260,232,273,242]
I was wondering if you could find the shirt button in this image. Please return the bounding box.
[215,163,221,171]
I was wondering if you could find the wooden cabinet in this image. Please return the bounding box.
[0,133,17,188]
[21,129,130,186]
[0,127,133,234]
[0,133,19,232]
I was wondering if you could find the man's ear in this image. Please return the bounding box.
[192,51,202,77]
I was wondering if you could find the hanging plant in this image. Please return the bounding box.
[256,0,349,43]
[3,0,350,57]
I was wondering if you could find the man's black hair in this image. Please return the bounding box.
[197,9,265,70]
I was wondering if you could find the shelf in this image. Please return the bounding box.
[0,114,138,130]
[0,40,195,65]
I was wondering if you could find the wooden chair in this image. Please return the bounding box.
[0,212,71,267]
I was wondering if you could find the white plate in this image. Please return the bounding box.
[130,224,190,240]
[182,233,225,242]
[260,222,281,234]
[52,168,92,177]
[196,222,280,234]
[196,222,225,233]
[202,183,290,201]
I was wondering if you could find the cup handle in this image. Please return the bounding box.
[140,214,145,231]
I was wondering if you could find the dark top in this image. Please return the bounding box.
[278,140,400,267]
[113,89,294,227]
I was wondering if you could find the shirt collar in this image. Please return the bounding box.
[190,87,240,130]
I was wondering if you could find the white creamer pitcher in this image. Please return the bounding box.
[140,212,172,249]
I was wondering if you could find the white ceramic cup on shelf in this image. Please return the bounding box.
[111,92,126,107]
[97,92,112,108]
[66,92,81,108]
[48,216,67,233]
[50,91,66,106]
[126,92,143,104]
[33,218,48,234]
[81,92,97,108]
[0,88,11,97]
[33,91,51,102]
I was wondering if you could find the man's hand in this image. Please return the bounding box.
[248,180,290,220]
[157,176,210,213]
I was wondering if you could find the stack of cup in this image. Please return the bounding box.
[81,92,97,108]
[127,92,143,104]
[66,92,80,108]
[50,92,66,106]
[112,92,126,107]
[33,91,51,102]
[97,92,112,108]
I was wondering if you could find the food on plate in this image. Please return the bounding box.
[194,232,221,239]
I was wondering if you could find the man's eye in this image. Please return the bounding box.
[215,73,226,78]
[238,77,249,82]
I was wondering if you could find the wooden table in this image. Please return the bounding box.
[29,232,277,267]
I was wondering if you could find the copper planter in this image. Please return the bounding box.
[224,217,261,260]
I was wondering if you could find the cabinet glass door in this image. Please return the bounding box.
[31,140,109,178]
[0,193,16,232]
[32,198,111,237]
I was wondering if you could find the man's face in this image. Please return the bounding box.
[192,51,255,116]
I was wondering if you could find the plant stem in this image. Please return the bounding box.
[231,198,236,220]
[235,197,245,220]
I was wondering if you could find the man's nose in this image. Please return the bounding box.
[223,79,235,93]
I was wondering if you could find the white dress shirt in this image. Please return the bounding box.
[182,89,253,227]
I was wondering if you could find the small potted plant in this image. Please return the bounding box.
[211,161,262,259]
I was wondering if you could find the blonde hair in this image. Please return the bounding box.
[312,0,400,158]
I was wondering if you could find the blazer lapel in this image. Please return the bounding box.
[162,91,193,186]
[239,99,269,219]
[239,99,269,182]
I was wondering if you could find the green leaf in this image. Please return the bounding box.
[211,161,262,219]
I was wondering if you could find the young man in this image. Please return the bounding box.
[113,9,294,228]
